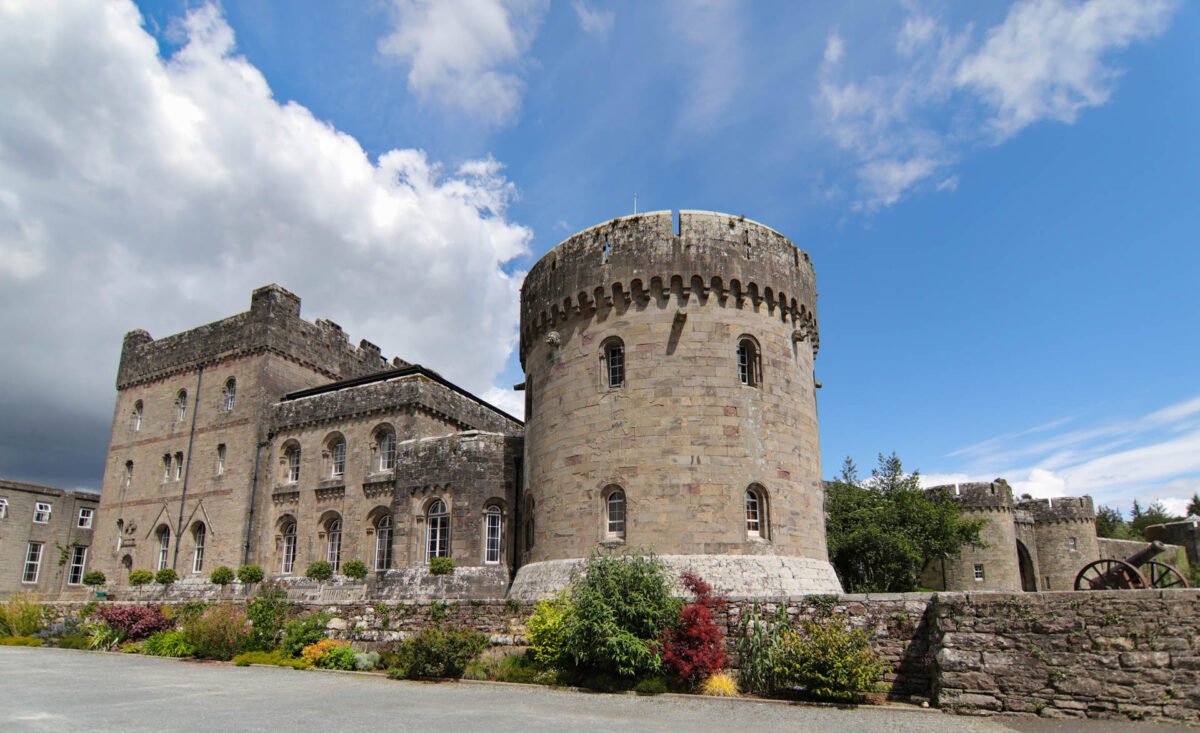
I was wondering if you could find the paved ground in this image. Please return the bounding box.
[0,647,1189,732]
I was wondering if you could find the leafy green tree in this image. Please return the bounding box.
[209,566,235,586]
[1187,493,1200,518]
[155,568,178,586]
[1130,501,1178,539]
[237,565,264,584]
[825,453,985,593]
[1095,505,1136,540]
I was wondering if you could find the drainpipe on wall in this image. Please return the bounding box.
[243,437,271,567]
[173,367,203,570]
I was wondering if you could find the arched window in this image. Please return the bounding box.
[191,523,206,573]
[156,526,170,571]
[280,521,297,574]
[376,428,397,472]
[737,337,761,387]
[604,487,626,540]
[130,400,143,431]
[602,338,625,389]
[374,514,393,571]
[284,444,301,483]
[223,378,236,411]
[175,390,188,422]
[174,451,184,480]
[325,517,342,572]
[328,437,346,478]
[484,506,502,564]
[746,485,768,539]
[425,499,449,563]
[162,454,172,481]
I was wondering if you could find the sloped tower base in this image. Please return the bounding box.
[507,555,843,600]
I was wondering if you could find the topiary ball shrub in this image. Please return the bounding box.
[342,560,368,580]
[237,565,264,584]
[428,557,456,575]
[305,561,333,581]
[155,568,178,586]
[128,569,154,586]
[82,571,106,588]
[210,566,235,586]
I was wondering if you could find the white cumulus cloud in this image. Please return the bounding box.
[378,0,548,125]
[572,0,614,38]
[0,0,531,486]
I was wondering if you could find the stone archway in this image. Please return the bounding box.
[1017,540,1037,592]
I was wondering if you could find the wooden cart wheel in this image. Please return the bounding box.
[1074,559,1147,591]
[1143,560,1189,588]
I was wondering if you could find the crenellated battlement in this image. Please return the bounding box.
[116,284,405,389]
[927,479,1015,511]
[1018,495,1096,524]
[519,210,818,365]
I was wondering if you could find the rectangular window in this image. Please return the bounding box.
[68,546,88,585]
[174,452,184,480]
[485,511,502,564]
[23,542,43,583]
[77,507,93,528]
[974,564,985,582]
[33,502,51,523]
[0,497,7,519]
[163,454,172,481]
[216,444,226,476]
[331,442,346,478]
[287,450,300,483]
[605,343,624,389]
[1068,537,1077,551]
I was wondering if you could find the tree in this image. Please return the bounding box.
[1187,493,1200,518]
[825,453,985,593]
[1095,505,1136,540]
[1130,501,1178,540]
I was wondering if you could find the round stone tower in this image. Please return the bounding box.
[508,210,842,599]
[1021,496,1098,592]
[922,480,1025,591]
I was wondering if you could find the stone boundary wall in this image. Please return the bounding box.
[39,589,1200,724]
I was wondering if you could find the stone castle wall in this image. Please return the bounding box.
[515,211,837,597]
[924,482,1022,592]
[1024,496,1099,591]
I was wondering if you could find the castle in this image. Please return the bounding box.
[92,211,842,599]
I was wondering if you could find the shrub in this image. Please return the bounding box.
[142,630,196,657]
[779,619,884,702]
[661,571,727,686]
[279,657,312,670]
[83,571,107,587]
[233,649,284,666]
[57,633,91,650]
[246,582,290,650]
[428,601,448,623]
[181,604,252,660]
[342,560,368,580]
[96,605,172,640]
[633,677,671,695]
[527,590,572,668]
[386,666,408,680]
[128,569,154,586]
[463,651,549,684]
[280,612,331,658]
[305,561,333,581]
[698,671,739,697]
[391,627,488,679]
[155,568,178,586]
[0,636,43,646]
[734,604,791,696]
[560,551,681,678]
[301,638,350,666]
[318,644,360,670]
[77,601,98,620]
[237,565,264,585]
[354,651,381,671]
[428,557,456,575]
[210,566,235,586]
[86,622,125,650]
[0,593,44,637]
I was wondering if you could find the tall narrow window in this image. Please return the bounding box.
[223,378,236,411]
[605,488,626,540]
[68,546,88,585]
[174,451,184,480]
[0,497,8,519]
[326,517,342,572]
[33,502,51,523]
[746,485,769,539]
[286,445,301,483]
[377,430,396,472]
[123,461,133,488]
[525,498,535,550]
[216,444,226,476]
[374,514,393,571]
[23,542,43,583]
[281,521,297,574]
[77,507,94,528]
[192,524,206,573]
[484,507,502,564]
[130,400,143,431]
[156,526,170,571]
[330,439,346,478]
[175,390,188,422]
[737,337,760,387]
[163,454,172,480]
[602,338,625,389]
[426,499,449,563]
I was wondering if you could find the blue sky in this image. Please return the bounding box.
[0,0,1196,518]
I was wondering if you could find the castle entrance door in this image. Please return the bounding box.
[1016,540,1037,592]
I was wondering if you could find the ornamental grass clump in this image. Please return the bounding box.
[698,671,739,697]
[181,604,252,660]
[0,593,45,637]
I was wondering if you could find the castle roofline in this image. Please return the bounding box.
[0,478,100,499]
[280,364,522,427]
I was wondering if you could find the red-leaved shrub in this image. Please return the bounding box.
[96,605,173,640]
[661,571,727,685]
